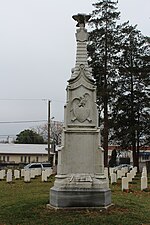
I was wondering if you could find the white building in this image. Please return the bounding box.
[0,143,49,166]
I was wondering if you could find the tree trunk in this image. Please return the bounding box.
[130,37,137,168]
[103,97,109,167]
[103,11,109,167]
[136,109,140,172]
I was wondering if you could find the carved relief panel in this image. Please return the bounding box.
[71,93,92,123]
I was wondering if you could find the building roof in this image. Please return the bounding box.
[0,143,48,155]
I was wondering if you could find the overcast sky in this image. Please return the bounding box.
[0,0,150,140]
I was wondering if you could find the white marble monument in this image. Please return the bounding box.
[50,14,111,208]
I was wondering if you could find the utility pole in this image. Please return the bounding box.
[48,100,51,162]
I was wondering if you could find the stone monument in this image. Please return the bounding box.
[50,14,111,208]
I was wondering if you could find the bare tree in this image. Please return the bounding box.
[32,120,63,145]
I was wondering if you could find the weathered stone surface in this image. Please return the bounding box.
[50,14,111,208]
[50,187,111,208]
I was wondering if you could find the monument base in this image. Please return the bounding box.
[50,187,111,208]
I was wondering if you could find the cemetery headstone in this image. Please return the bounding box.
[42,170,47,182]
[24,170,30,182]
[21,169,25,177]
[121,167,126,177]
[117,170,122,179]
[14,170,20,179]
[141,176,147,190]
[6,170,12,183]
[30,169,36,179]
[0,170,5,180]
[122,177,129,191]
[127,172,132,183]
[110,173,117,184]
[133,167,137,177]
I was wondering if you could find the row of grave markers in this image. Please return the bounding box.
[0,168,53,183]
[0,166,148,190]
[104,166,149,191]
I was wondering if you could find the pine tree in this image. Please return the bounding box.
[110,23,150,169]
[88,0,120,166]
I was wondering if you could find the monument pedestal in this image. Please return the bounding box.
[50,187,111,208]
[50,172,111,208]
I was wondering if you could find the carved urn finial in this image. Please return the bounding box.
[70,13,93,82]
[72,13,91,27]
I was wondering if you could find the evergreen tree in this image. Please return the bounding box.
[15,129,44,144]
[88,0,120,166]
[110,23,150,169]
[109,148,117,167]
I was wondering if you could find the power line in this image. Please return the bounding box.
[0,120,47,124]
[0,98,65,103]
[0,135,17,137]
[0,98,47,101]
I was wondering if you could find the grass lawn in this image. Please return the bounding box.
[0,174,150,225]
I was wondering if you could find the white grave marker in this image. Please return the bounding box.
[117,170,122,179]
[6,170,12,183]
[121,168,126,177]
[122,177,129,191]
[127,172,132,182]
[45,168,52,177]
[42,170,47,182]
[21,169,25,177]
[24,170,30,182]
[133,167,137,176]
[0,170,5,180]
[141,176,147,190]
[110,173,117,184]
[30,169,36,179]
[14,170,20,179]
